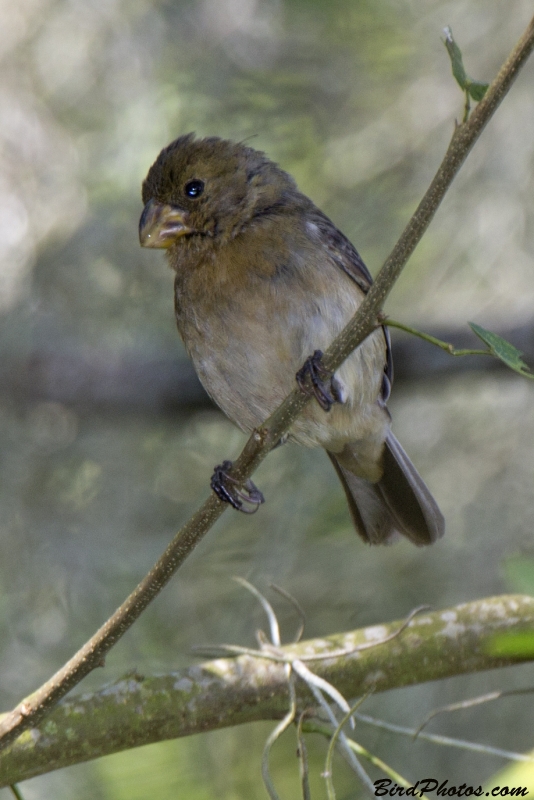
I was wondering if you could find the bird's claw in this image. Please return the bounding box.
[210,460,265,514]
[296,350,342,412]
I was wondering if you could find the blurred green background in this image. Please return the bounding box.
[1,0,534,797]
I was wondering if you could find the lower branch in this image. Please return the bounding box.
[1,594,533,787]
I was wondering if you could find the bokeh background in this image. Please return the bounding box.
[1,0,534,797]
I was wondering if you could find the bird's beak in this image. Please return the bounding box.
[139,198,193,248]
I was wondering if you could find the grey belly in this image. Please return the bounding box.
[184,291,387,452]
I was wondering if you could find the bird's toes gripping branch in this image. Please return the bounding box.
[210,460,265,514]
[296,349,343,412]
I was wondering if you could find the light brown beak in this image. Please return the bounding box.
[139,198,192,248]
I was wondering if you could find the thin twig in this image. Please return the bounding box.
[270,584,307,644]
[233,577,281,647]
[355,713,534,763]
[261,667,296,800]
[192,604,428,663]
[325,695,370,800]
[307,720,431,800]
[292,660,353,724]
[415,687,534,737]
[297,712,312,800]
[299,605,429,662]
[304,674,375,796]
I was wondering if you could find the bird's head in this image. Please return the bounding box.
[139,134,298,250]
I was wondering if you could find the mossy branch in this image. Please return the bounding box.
[0,14,533,755]
[1,595,533,787]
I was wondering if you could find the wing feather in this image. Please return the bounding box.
[309,208,393,402]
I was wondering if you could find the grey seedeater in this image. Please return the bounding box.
[139,134,444,545]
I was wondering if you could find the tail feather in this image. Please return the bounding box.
[328,432,444,546]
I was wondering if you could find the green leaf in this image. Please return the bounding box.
[467,80,489,101]
[469,322,534,379]
[443,27,488,101]
[487,630,534,658]
[443,26,468,89]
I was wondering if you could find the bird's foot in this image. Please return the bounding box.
[210,460,265,514]
[296,350,343,412]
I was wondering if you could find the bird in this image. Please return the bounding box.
[139,133,444,545]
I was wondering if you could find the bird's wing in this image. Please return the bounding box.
[312,209,374,291]
[311,209,393,401]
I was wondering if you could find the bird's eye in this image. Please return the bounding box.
[184,179,205,199]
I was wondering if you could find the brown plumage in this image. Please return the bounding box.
[139,134,444,545]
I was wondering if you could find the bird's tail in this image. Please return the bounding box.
[328,432,445,546]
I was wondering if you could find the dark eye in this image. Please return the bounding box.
[184,179,204,199]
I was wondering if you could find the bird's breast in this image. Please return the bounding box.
[173,242,387,450]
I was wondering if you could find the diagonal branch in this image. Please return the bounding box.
[1,13,533,755]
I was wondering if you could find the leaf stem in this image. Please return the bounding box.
[385,318,493,357]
